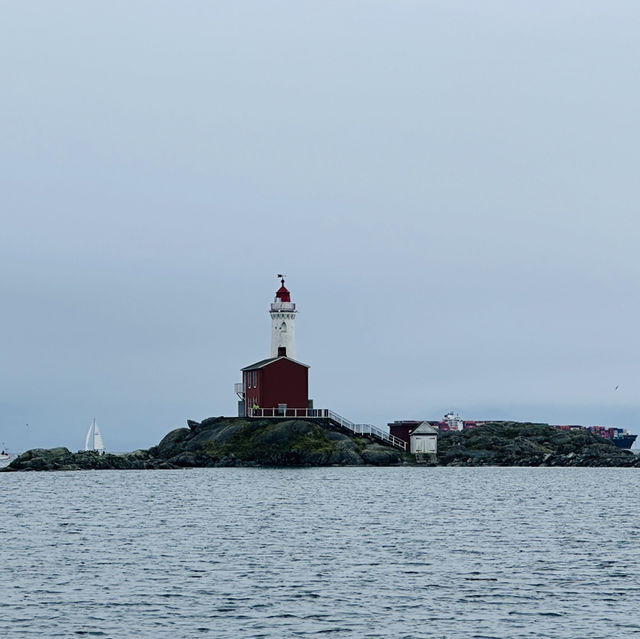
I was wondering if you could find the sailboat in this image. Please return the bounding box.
[85,419,105,454]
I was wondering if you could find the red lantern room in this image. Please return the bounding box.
[275,279,291,303]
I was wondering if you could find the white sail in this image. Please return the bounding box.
[93,422,105,452]
[85,419,105,453]
[85,421,94,451]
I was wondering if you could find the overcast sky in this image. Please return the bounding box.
[2,1,639,453]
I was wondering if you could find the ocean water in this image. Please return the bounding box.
[2,467,639,638]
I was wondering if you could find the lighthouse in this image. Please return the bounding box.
[270,274,297,359]
[236,276,310,417]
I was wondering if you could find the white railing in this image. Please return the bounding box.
[247,407,407,451]
[328,410,407,451]
[248,407,329,419]
[270,301,296,311]
[349,422,408,451]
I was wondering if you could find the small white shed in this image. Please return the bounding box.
[409,422,438,454]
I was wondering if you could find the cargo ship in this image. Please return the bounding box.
[611,433,638,449]
[553,424,638,449]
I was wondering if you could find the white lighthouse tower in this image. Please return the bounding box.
[270,274,297,359]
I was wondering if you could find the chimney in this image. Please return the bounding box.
[277,346,287,357]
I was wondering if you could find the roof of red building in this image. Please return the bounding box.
[241,356,309,371]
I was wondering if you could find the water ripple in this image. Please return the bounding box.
[1,467,639,638]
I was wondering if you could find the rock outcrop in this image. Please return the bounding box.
[2,417,406,471]
[3,418,638,471]
[4,446,157,472]
[437,421,639,467]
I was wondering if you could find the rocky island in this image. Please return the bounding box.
[3,417,639,471]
